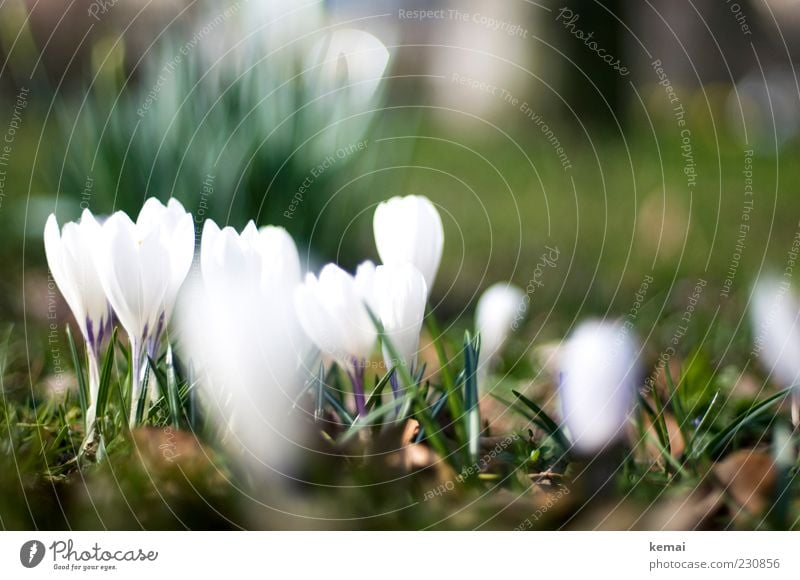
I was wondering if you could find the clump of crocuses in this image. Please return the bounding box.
[45,198,193,437]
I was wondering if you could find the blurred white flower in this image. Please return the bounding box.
[44,210,112,429]
[93,198,194,423]
[559,320,639,454]
[751,277,800,386]
[294,263,377,415]
[751,277,800,424]
[303,28,390,158]
[306,28,390,110]
[181,219,306,476]
[475,283,525,371]
[257,225,303,290]
[373,195,444,294]
[201,220,262,296]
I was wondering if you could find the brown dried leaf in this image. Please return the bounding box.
[131,426,220,482]
[640,487,724,530]
[713,449,776,515]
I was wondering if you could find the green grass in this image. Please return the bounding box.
[1,295,799,530]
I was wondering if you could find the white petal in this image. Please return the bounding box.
[306,29,390,108]
[373,195,444,292]
[559,320,639,454]
[164,211,195,315]
[374,263,427,372]
[295,264,376,363]
[354,260,377,313]
[751,277,800,388]
[136,197,167,235]
[258,225,301,286]
[475,283,526,369]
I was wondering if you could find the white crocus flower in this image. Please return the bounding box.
[372,263,428,386]
[475,283,526,372]
[257,225,303,291]
[294,263,377,415]
[559,320,639,454]
[201,220,262,296]
[751,277,800,425]
[198,220,305,356]
[306,28,390,111]
[354,261,427,398]
[373,195,444,294]
[94,198,193,424]
[44,210,113,430]
[354,260,378,312]
[180,219,306,477]
[136,198,194,357]
[303,28,390,159]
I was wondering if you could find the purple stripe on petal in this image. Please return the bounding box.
[86,318,95,351]
[348,357,367,417]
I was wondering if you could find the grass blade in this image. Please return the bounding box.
[464,332,481,461]
[639,394,673,474]
[686,390,720,459]
[136,358,152,426]
[314,363,325,422]
[365,368,395,412]
[650,393,672,458]
[425,310,455,393]
[705,387,792,457]
[412,397,449,461]
[94,328,118,429]
[510,389,570,451]
[339,392,415,444]
[414,394,449,443]
[425,313,466,443]
[65,325,89,430]
[165,344,181,429]
[323,389,355,426]
[665,365,691,448]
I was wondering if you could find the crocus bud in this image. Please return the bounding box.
[302,27,390,159]
[294,263,377,365]
[136,198,195,355]
[294,263,377,416]
[373,195,444,294]
[751,277,800,424]
[93,198,194,424]
[372,263,428,377]
[751,277,800,387]
[559,320,639,454]
[44,210,113,431]
[306,28,390,111]
[475,282,525,371]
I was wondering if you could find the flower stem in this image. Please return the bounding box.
[79,347,102,456]
[86,347,101,431]
[129,339,144,426]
